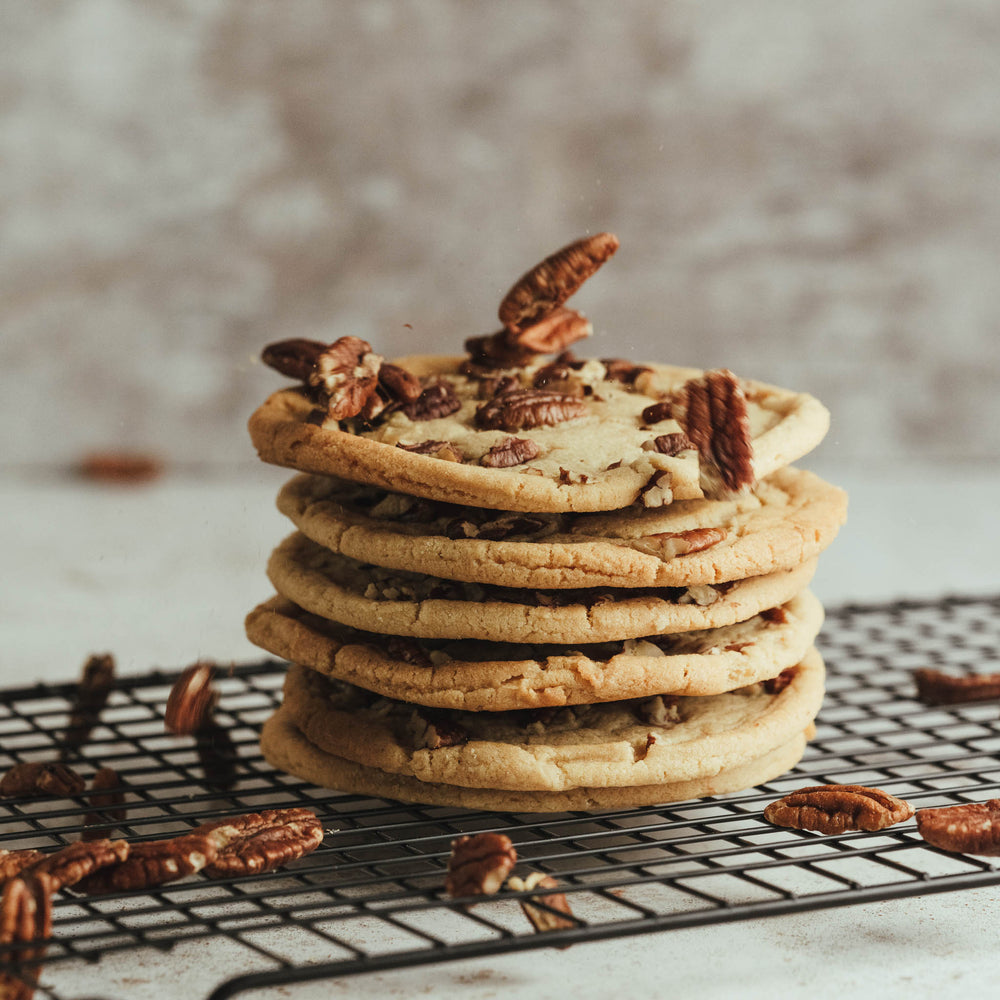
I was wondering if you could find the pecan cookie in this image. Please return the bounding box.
[245,591,824,711]
[265,532,817,645]
[275,466,846,590]
[248,355,830,513]
[272,649,824,793]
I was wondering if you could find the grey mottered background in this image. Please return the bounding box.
[2,1,999,468]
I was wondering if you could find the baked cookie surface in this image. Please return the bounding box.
[246,590,824,710]
[261,709,811,812]
[266,532,818,643]
[249,355,830,513]
[276,649,824,792]
[277,466,847,589]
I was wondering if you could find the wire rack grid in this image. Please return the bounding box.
[2,594,1000,1000]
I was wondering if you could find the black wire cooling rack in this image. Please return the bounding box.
[3,594,1000,1000]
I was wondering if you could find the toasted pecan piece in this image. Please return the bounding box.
[309,336,384,420]
[0,763,85,800]
[164,661,217,736]
[913,668,1000,706]
[74,833,218,895]
[507,872,575,933]
[445,833,517,897]
[62,653,116,757]
[916,799,1000,856]
[764,784,914,834]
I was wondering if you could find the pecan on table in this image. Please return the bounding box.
[308,336,384,421]
[515,308,592,355]
[194,807,324,879]
[912,668,1000,706]
[0,852,44,884]
[77,452,163,485]
[474,389,587,433]
[0,872,53,1000]
[676,369,755,494]
[497,232,619,333]
[445,833,517,897]
[764,784,915,834]
[506,872,575,933]
[81,767,128,841]
[480,436,541,468]
[0,763,85,800]
[62,652,116,756]
[401,382,462,422]
[261,338,326,382]
[74,833,218,896]
[164,661,217,736]
[28,839,130,892]
[916,799,1000,856]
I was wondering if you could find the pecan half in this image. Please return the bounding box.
[261,338,326,382]
[62,652,115,756]
[195,722,239,791]
[445,833,517,897]
[481,436,542,468]
[401,382,462,422]
[764,784,915,834]
[916,800,1000,856]
[0,872,53,1000]
[195,807,323,879]
[498,232,619,332]
[396,440,463,462]
[475,388,587,432]
[28,839,130,892]
[515,307,592,354]
[81,767,128,841]
[75,833,218,895]
[164,661,217,736]
[677,370,755,494]
[0,763,85,800]
[0,852,44,883]
[507,872,575,933]
[913,668,1000,706]
[309,337,384,420]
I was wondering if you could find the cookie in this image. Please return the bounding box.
[276,649,824,791]
[276,466,847,590]
[245,590,824,710]
[248,355,830,513]
[261,708,812,812]
[266,532,818,644]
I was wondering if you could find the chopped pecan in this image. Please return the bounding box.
[29,839,130,892]
[641,401,674,425]
[62,652,116,756]
[378,363,423,403]
[602,358,651,385]
[0,871,53,1000]
[507,872,575,933]
[194,807,323,878]
[396,439,463,462]
[464,330,537,371]
[481,436,542,468]
[515,308,592,354]
[644,432,695,457]
[0,852,44,883]
[309,337,383,420]
[195,722,239,791]
[75,833,218,895]
[916,799,1000,856]
[409,711,467,750]
[763,668,796,694]
[164,661,217,736]
[81,767,128,841]
[77,452,163,484]
[0,763,85,800]
[261,338,326,382]
[677,370,755,494]
[640,527,727,558]
[639,471,673,508]
[475,388,587,432]
[477,374,521,399]
[445,833,517,897]
[475,514,551,541]
[764,784,915,834]
[401,382,462,422]
[532,356,577,390]
[913,668,1000,706]
[498,232,619,332]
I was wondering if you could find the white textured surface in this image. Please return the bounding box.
[1,461,999,998]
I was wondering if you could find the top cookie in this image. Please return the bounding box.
[249,356,830,513]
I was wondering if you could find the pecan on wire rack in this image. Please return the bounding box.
[164,661,218,736]
[506,872,576,934]
[0,871,53,1000]
[73,833,219,896]
[28,840,130,892]
[913,668,1000,706]
[61,652,116,757]
[0,763,85,800]
[445,833,517,898]
[81,767,128,841]
[764,784,915,834]
[916,799,1000,856]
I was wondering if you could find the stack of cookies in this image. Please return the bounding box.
[246,234,846,811]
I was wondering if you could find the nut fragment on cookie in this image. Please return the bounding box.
[507,872,576,933]
[913,668,1000,706]
[764,784,914,834]
[481,436,541,468]
[445,833,517,897]
[474,388,587,432]
[916,799,1000,856]
[309,336,384,420]
[164,661,218,735]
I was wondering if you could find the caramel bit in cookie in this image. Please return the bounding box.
[763,668,796,695]
[764,784,915,835]
[475,388,587,433]
[401,381,462,422]
[446,833,517,897]
[498,232,619,333]
[261,338,327,382]
[677,369,756,494]
[916,799,1000,856]
[644,432,695,457]
[913,668,1000,706]
[602,358,652,385]
[759,606,790,625]
[397,440,464,462]
[309,336,384,421]
[515,307,592,354]
[481,436,542,468]
[77,452,163,485]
